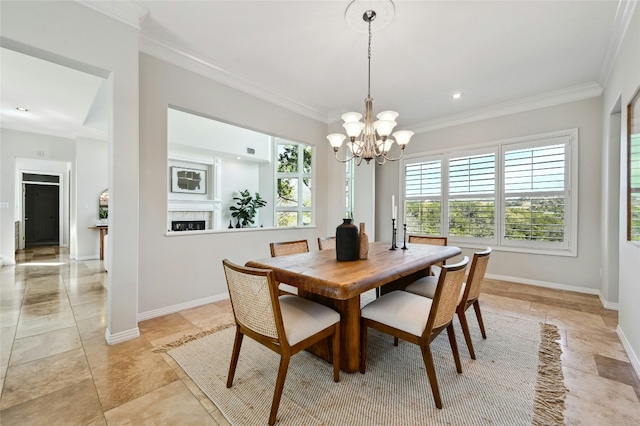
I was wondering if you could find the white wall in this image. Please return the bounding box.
[1,1,141,339]
[0,129,75,260]
[138,53,332,315]
[376,96,604,292]
[602,4,640,376]
[75,138,108,259]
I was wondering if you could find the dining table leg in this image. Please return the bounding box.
[298,291,362,373]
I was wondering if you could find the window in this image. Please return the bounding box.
[628,88,640,242]
[403,129,576,254]
[345,159,355,218]
[448,151,495,239]
[405,159,442,234]
[275,140,313,227]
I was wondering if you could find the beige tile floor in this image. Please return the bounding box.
[1,246,639,425]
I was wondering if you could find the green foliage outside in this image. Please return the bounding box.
[277,144,312,227]
[405,197,565,242]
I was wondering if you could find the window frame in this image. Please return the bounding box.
[627,87,640,243]
[274,139,314,227]
[401,129,578,256]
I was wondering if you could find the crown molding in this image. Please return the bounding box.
[75,0,149,29]
[139,35,327,123]
[598,0,638,87]
[410,82,603,134]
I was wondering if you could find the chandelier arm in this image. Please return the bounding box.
[380,147,406,162]
[334,150,357,163]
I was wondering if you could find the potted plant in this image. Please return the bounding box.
[230,189,267,227]
[98,208,108,226]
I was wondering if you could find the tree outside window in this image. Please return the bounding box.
[276,142,313,226]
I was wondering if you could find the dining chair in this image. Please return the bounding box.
[222,259,340,426]
[405,247,492,359]
[317,236,336,251]
[269,239,309,295]
[408,234,448,278]
[360,256,469,409]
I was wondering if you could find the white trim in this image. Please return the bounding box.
[105,326,140,345]
[617,325,640,381]
[598,0,639,87]
[485,273,601,297]
[76,0,149,29]
[1,257,16,266]
[139,35,326,123]
[598,291,619,311]
[410,83,602,134]
[74,255,100,261]
[137,293,230,322]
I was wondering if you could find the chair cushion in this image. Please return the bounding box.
[361,291,432,337]
[279,295,340,345]
[278,283,298,295]
[430,264,442,277]
[406,278,466,306]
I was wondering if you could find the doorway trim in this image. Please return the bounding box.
[19,170,64,251]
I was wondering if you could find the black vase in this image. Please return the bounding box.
[336,218,359,261]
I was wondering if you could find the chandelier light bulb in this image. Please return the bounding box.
[373,120,397,137]
[341,112,363,123]
[376,111,399,121]
[392,130,414,146]
[327,133,347,149]
[343,121,365,138]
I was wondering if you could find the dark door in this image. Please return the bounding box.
[25,184,59,246]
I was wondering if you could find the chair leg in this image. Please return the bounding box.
[473,300,487,339]
[226,328,244,388]
[457,308,476,360]
[446,323,463,374]
[360,321,368,374]
[332,324,341,382]
[419,343,442,409]
[393,337,399,346]
[269,355,290,426]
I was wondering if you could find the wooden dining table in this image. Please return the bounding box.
[245,241,462,373]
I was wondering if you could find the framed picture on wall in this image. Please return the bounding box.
[171,166,207,194]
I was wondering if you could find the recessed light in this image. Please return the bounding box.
[452,93,464,100]
[16,107,29,112]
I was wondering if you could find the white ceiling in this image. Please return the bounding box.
[0,0,630,140]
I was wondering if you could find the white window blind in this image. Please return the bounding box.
[405,160,442,234]
[503,143,566,243]
[448,153,495,239]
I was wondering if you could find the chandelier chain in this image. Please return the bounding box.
[367,18,372,98]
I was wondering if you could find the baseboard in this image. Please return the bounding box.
[105,326,140,345]
[617,325,640,380]
[137,292,230,322]
[598,291,619,311]
[485,273,600,295]
[0,256,16,266]
[75,255,101,261]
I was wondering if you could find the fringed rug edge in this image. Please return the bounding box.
[533,322,567,426]
[152,323,235,353]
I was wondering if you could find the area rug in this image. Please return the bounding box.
[157,312,565,425]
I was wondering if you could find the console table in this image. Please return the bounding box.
[88,225,108,260]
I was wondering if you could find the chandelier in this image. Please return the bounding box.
[327,7,413,166]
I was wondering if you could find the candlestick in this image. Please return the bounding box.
[391,195,396,219]
[389,218,396,250]
[402,223,408,250]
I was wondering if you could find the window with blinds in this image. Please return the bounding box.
[405,160,442,234]
[401,129,577,255]
[503,143,566,243]
[628,88,640,242]
[448,153,495,238]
